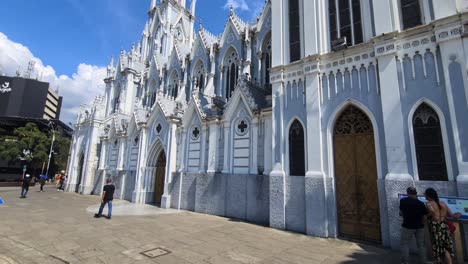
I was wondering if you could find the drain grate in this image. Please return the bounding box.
[140,247,171,258]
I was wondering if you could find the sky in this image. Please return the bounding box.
[0,0,264,124]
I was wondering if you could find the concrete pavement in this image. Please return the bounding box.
[0,185,402,264]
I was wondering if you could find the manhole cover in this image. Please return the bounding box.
[140,248,171,258]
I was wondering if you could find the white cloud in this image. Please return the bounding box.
[0,32,106,124]
[224,0,250,12]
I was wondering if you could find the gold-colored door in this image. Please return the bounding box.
[153,151,166,205]
[334,106,381,243]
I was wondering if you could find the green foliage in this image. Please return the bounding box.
[0,123,70,174]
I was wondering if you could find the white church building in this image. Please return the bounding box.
[67,0,468,248]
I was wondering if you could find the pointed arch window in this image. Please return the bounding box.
[289,0,301,62]
[289,120,305,176]
[194,62,205,92]
[329,0,363,49]
[168,71,179,98]
[224,50,239,99]
[112,89,120,113]
[262,37,272,88]
[413,103,448,181]
[401,0,422,29]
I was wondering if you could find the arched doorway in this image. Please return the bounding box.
[153,150,166,205]
[413,103,448,181]
[289,120,305,176]
[333,105,381,243]
[76,154,84,193]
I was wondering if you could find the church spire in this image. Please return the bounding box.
[190,0,197,16]
[150,0,156,10]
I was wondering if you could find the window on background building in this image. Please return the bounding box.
[224,49,239,99]
[413,103,448,181]
[401,0,422,29]
[329,0,363,49]
[289,0,301,62]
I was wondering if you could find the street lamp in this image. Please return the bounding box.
[45,121,56,179]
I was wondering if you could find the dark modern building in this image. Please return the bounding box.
[0,75,63,120]
[0,75,71,181]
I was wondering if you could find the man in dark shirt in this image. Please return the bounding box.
[20,174,32,198]
[94,178,115,219]
[399,187,427,264]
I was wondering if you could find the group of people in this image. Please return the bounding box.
[20,170,67,198]
[400,187,462,264]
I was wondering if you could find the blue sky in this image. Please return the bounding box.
[0,0,262,76]
[0,0,264,123]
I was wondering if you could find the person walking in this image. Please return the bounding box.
[424,188,461,264]
[94,178,115,219]
[399,187,427,264]
[57,171,66,191]
[20,174,32,198]
[39,174,47,192]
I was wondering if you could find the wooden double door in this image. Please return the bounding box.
[333,106,381,243]
[153,151,166,205]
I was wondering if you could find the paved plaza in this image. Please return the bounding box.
[0,185,401,264]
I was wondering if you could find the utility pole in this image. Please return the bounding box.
[45,121,56,179]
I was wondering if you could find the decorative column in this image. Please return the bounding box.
[161,121,178,209]
[179,128,188,172]
[218,65,225,97]
[437,27,468,195]
[263,115,272,175]
[133,125,148,204]
[207,121,220,173]
[304,62,328,237]
[98,137,108,195]
[116,135,127,171]
[222,122,231,173]
[199,123,208,173]
[376,45,413,249]
[256,52,263,84]
[269,71,286,230]
[249,118,259,174]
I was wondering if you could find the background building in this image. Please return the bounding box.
[0,75,63,120]
[0,75,71,181]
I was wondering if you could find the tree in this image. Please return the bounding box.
[0,123,49,174]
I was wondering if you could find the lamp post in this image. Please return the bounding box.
[45,121,56,179]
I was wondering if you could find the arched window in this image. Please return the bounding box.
[329,0,363,49]
[224,49,239,99]
[289,120,305,176]
[413,104,448,181]
[289,0,301,62]
[168,71,179,98]
[262,36,272,88]
[193,61,205,92]
[112,88,120,113]
[401,0,422,29]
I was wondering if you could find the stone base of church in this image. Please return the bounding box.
[170,172,270,225]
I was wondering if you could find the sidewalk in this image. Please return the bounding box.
[0,185,402,263]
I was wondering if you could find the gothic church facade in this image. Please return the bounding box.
[67,0,468,249]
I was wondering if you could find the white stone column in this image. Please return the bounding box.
[161,122,178,208]
[250,118,259,174]
[378,54,412,180]
[98,138,108,170]
[439,36,468,183]
[179,128,187,172]
[263,115,272,175]
[218,65,225,97]
[133,126,148,204]
[207,121,220,173]
[222,122,231,173]
[199,124,208,173]
[371,0,396,35]
[116,136,127,171]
